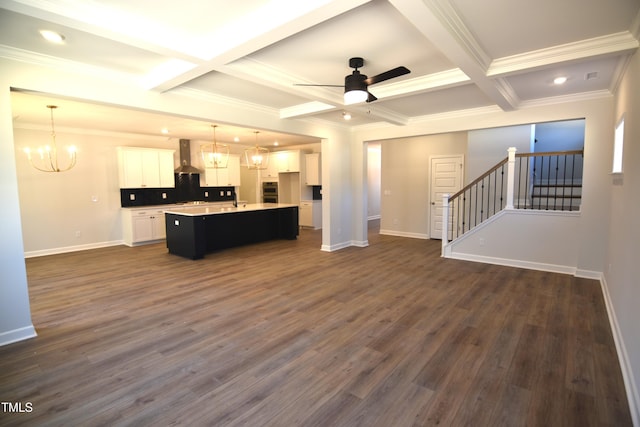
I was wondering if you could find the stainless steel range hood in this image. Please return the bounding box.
[175,139,202,174]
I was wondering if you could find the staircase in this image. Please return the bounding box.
[442,148,583,244]
[530,182,582,211]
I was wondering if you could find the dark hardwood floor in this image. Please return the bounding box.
[0,222,632,426]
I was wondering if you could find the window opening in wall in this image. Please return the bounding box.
[613,115,625,173]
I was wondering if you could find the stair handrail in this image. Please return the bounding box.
[449,156,508,201]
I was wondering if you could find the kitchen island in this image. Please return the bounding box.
[164,203,298,259]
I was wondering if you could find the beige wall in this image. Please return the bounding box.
[379,132,467,238]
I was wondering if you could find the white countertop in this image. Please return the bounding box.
[123,201,237,210]
[164,203,298,216]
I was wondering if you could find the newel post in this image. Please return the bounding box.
[441,193,449,256]
[506,147,517,210]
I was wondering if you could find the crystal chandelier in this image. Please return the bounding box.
[200,124,229,168]
[24,105,77,172]
[244,131,270,170]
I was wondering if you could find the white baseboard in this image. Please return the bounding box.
[321,241,352,252]
[379,229,429,240]
[574,269,603,280]
[599,275,640,427]
[24,240,124,258]
[321,239,369,252]
[0,325,37,347]
[447,252,577,275]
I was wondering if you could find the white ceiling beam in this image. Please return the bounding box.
[487,32,640,77]
[389,0,519,111]
[0,0,204,62]
[150,0,373,92]
[369,68,470,100]
[352,104,409,126]
[280,102,336,119]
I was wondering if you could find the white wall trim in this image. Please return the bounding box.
[24,240,123,258]
[321,239,369,252]
[321,241,352,252]
[379,229,429,240]
[600,274,640,427]
[446,251,578,275]
[0,325,37,347]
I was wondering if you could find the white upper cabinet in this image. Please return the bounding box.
[305,153,321,185]
[117,147,175,188]
[277,150,300,173]
[205,154,241,186]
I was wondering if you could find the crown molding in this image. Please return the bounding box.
[0,44,136,85]
[487,32,640,77]
[171,86,280,117]
[518,89,612,109]
[280,101,336,119]
[421,0,492,70]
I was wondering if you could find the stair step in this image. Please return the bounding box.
[533,184,582,188]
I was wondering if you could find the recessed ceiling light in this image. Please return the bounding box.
[273,141,279,146]
[553,76,567,85]
[161,128,169,134]
[233,136,240,142]
[343,112,352,120]
[39,30,65,44]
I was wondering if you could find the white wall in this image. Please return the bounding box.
[13,127,189,255]
[0,84,36,345]
[608,48,640,424]
[367,144,381,219]
[466,124,534,183]
[447,210,580,274]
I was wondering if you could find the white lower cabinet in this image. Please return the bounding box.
[299,200,322,229]
[122,208,172,246]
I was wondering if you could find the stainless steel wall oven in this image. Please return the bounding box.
[262,181,278,203]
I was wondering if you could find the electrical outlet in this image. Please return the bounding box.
[479,237,485,246]
[75,231,82,238]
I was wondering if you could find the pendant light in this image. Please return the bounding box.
[244,131,270,170]
[24,105,77,172]
[200,124,229,168]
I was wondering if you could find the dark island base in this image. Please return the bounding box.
[165,206,298,259]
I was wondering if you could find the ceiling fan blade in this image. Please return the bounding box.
[293,84,344,87]
[366,92,377,103]
[365,66,410,86]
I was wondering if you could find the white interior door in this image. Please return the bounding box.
[430,156,463,239]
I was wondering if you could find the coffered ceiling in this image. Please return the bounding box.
[4,0,639,146]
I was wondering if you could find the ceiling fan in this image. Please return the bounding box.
[295,57,410,105]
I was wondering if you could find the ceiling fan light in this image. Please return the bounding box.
[344,90,368,105]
